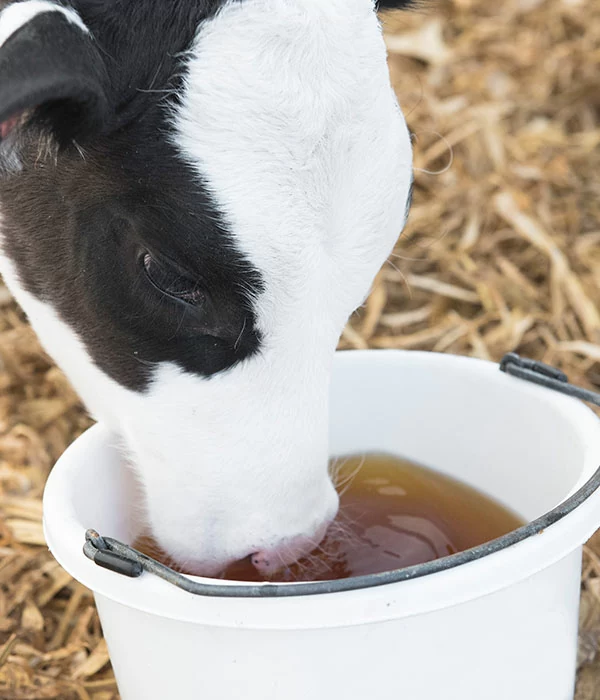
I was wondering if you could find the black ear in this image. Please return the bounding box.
[0,6,109,146]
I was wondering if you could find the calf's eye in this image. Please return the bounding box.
[141,253,205,306]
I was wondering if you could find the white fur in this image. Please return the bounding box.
[0,0,413,575]
[0,1,87,48]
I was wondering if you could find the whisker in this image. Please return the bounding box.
[385,260,414,298]
[388,251,427,263]
[412,130,454,176]
[234,316,247,351]
[337,455,366,498]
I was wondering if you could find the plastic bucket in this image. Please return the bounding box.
[43,350,600,700]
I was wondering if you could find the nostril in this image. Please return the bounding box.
[251,549,282,576]
[250,552,271,569]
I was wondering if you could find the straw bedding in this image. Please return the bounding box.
[0,0,599,697]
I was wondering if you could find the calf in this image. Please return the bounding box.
[0,0,414,575]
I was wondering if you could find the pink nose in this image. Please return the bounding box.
[251,523,330,576]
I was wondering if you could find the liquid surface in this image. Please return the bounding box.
[134,455,525,583]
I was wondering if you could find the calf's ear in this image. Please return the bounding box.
[0,2,109,148]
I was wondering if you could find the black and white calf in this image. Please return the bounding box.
[0,0,414,575]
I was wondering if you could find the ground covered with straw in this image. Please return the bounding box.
[0,0,599,697]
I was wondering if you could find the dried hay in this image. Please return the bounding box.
[0,0,599,696]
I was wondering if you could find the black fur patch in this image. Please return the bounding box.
[376,0,426,10]
[0,0,263,391]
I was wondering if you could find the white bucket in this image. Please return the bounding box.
[43,350,600,700]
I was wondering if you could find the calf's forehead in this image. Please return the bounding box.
[173,0,412,313]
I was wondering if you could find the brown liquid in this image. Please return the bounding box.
[134,455,525,583]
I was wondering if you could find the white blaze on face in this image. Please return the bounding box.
[0,0,413,575]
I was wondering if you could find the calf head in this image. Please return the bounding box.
[0,0,414,575]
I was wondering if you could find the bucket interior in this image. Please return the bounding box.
[72,353,587,546]
[328,354,585,523]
